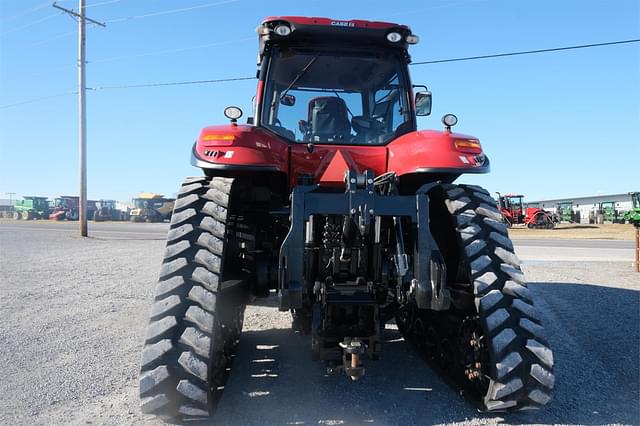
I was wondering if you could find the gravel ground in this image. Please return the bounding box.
[509,223,636,240]
[0,225,638,425]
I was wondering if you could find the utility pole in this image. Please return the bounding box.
[53,1,105,237]
[5,192,16,205]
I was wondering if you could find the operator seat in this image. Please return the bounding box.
[307,97,351,142]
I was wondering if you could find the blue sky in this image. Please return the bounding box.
[1,0,639,202]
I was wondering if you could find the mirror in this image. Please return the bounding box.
[280,94,296,106]
[415,91,432,116]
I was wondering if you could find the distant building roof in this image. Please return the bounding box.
[531,192,629,203]
[528,193,633,206]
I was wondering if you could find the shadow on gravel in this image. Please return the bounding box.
[87,236,167,241]
[248,297,279,308]
[507,282,640,426]
[198,282,639,425]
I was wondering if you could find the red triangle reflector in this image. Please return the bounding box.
[319,150,350,185]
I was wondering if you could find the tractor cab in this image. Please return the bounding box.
[26,196,49,211]
[192,16,490,189]
[130,194,175,223]
[255,17,425,145]
[556,201,574,223]
[49,196,80,221]
[630,192,639,209]
[13,196,50,220]
[626,192,640,226]
[496,193,525,223]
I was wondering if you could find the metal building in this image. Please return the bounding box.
[527,193,634,224]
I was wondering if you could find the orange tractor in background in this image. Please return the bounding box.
[496,193,555,228]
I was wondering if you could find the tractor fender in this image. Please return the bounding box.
[192,124,288,173]
[387,130,490,177]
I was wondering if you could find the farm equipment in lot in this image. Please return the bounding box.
[48,196,97,221]
[555,201,576,223]
[0,205,14,219]
[49,196,80,221]
[13,196,50,220]
[139,17,554,421]
[94,200,124,221]
[598,201,622,224]
[496,193,554,228]
[624,192,640,226]
[130,193,175,222]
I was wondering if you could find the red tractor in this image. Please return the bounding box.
[49,196,80,221]
[496,193,555,229]
[139,17,553,420]
[49,196,98,221]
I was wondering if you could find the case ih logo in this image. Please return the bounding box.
[331,21,355,27]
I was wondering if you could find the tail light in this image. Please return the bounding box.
[201,134,235,146]
[454,139,482,154]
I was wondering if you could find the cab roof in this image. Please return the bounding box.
[261,16,408,30]
[257,16,417,63]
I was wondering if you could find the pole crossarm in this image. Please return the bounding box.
[52,2,106,27]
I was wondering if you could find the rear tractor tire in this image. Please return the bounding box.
[139,176,247,421]
[398,184,554,411]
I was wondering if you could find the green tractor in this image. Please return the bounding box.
[556,201,576,223]
[599,201,618,224]
[94,200,124,221]
[13,196,50,220]
[623,192,640,226]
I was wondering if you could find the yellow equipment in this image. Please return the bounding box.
[129,193,175,222]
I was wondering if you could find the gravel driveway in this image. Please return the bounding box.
[0,224,638,425]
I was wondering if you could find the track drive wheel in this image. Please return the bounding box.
[138,176,247,421]
[398,184,554,411]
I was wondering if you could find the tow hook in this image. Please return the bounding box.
[332,337,366,381]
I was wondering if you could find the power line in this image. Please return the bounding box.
[104,0,240,24]
[26,0,239,47]
[0,1,51,23]
[93,38,640,89]
[29,30,77,47]
[0,12,63,36]
[3,37,639,109]
[0,91,78,110]
[27,36,253,76]
[91,37,253,64]
[411,39,640,65]
[27,1,125,46]
[93,76,255,90]
[86,0,126,8]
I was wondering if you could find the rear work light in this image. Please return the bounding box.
[202,134,235,146]
[274,24,291,36]
[454,139,482,154]
[386,32,402,42]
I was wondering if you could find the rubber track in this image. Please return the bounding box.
[403,184,554,411]
[139,176,245,421]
